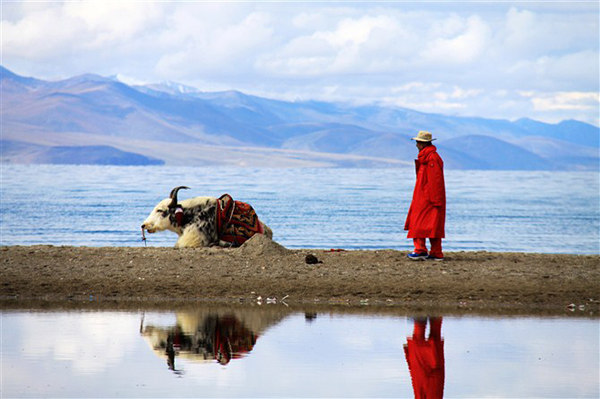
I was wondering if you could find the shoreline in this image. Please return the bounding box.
[1,236,599,315]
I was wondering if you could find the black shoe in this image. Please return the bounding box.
[426,255,444,261]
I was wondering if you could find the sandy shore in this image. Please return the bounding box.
[1,235,598,314]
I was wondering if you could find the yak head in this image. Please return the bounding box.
[142,186,189,234]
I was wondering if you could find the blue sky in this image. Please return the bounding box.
[2,1,599,126]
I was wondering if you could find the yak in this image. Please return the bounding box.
[141,186,272,248]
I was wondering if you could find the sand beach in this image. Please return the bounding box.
[1,235,598,314]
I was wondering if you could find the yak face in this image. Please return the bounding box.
[141,186,219,248]
[141,198,178,234]
[142,186,190,234]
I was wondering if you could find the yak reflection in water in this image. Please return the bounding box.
[140,308,446,397]
[404,317,445,399]
[140,309,286,372]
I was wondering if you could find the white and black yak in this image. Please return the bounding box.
[141,186,272,248]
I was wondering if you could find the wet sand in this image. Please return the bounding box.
[1,235,598,314]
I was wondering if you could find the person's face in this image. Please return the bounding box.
[416,141,427,151]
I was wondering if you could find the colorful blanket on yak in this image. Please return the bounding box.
[216,194,264,246]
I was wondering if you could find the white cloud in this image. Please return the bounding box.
[3,5,84,59]
[502,7,598,57]
[314,15,396,47]
[257,14,403,76]
[420,15,491,65]
[531,91,599,112]
[63,1,164,45]
[155,11,274,79]
[3,2,163,57]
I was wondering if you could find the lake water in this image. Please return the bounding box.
[1,165,598,254]
[2,306,598,398]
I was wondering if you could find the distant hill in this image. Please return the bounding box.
[1,66,598,170]
[442,135,553,170]
[1,140,164,165]
[515,118,600,148]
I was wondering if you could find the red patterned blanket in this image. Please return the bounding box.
[216,194,264,246]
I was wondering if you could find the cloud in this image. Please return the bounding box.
[530,91,599,112]
[3,2,162,57]
[2,5,85,59]
[420,15,491,65]
[501,7,598,57]
[257,13,404,76]
[316,15,391,47]
[63,1,164,45]
[155,10,274,79]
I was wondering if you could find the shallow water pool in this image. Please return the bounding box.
[2,305,599,398]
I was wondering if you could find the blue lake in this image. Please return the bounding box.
[0,165,598,254]
[2,306,598,398]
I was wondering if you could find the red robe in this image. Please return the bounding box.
[405,145,446,238]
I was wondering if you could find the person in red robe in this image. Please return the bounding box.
[404,317,445,399]
[404,131,446,261]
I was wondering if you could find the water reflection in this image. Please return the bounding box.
[304,312,318,323]
[140,307,287,372]
[405,317,445,399]
[141,309,449,397]
[2,305,598,398]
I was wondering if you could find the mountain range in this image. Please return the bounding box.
[1,66,598,170]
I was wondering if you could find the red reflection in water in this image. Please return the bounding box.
[404,317,445,399]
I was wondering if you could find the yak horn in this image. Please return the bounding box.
[169,186,190,208]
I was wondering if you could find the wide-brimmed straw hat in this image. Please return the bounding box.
[411,131,436,142]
